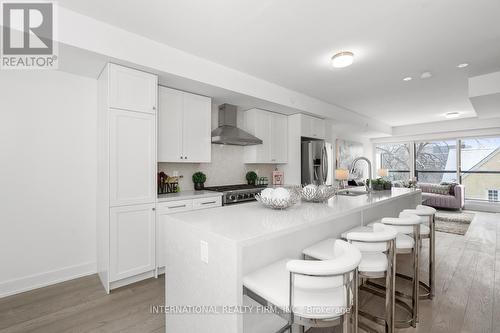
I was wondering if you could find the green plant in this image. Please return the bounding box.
[246,171,258,182]
[192,171,207,184]
[369,178,386,190]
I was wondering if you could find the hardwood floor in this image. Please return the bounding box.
[0,211,498,333]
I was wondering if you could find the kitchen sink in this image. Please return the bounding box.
[337,190,369,196]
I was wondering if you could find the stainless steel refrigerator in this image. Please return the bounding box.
[301,140,334,185]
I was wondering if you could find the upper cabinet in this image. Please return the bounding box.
[243,109,288,164]
[158,86,211,163]
[108,64,158,114]
[300,114,325,139]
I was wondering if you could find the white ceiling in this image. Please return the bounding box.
[58,0,500,127]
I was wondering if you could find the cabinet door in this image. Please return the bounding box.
[271,113,288,163]
[244,109,272,163]
[109,109,156,206]
[182,93,212,163]
[312,117,325,139]
[109,64,158,114]
[158,87,183,162]
[110,204,155,282]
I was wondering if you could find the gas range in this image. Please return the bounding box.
[204,184,267,205]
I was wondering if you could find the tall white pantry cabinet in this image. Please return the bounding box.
[97,63,158,293]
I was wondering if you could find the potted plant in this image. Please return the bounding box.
[246,171,258,185]
[383,180,392,190]
[192,171,207,191]
[371,178,385,191]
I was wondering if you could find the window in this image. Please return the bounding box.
[460,137,500,201]
[375,143,411,181]
[415,140,458,183]
[488,190,499,202]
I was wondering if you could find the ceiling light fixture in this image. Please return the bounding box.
[420,72,433,79]
[403,76,413,81]
[457,63,469,68]
[331,51,354,68]
[445,112,461,119]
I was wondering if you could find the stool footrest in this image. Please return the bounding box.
[359,284,414,329]
[395,272,432,300]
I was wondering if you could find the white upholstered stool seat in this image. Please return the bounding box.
[353,224,415,252]
[304,237,388,273]
[243,259,346,319]
[396,233,415,252]
[243,239,361,332]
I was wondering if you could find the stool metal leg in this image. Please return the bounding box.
[429,214,435,299]
[385,240,395,333]
[353,268,359,333]
[411,224,420,327]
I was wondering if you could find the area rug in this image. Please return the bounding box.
[434,211,475,235]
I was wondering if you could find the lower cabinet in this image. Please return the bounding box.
[109,203,156,282]
[156,196,222,270]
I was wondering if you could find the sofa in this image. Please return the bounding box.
[417,182,465,211]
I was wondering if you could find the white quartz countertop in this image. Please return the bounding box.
[157,190,222,202]
[165,188,421,245]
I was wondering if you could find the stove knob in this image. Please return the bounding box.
[237,194,244,200]
[249,193,254,198]
[228,194,236,201]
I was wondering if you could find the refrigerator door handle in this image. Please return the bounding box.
[321,145,328,183]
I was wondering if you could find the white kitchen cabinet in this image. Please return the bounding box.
[97,63,158,293]
[182,93,212,162]
[109,109,156,206]
[300,114,325,139]
[270,113,288,163]
[109,204,156,282]
[109,64,158,114]
[158,86,211,163]
[156,196,222,270]
[158,87,183,162]
[244,109,288,164]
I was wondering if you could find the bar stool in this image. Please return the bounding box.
[378,214,421,327]
[401,205,437,299]
[243,240,362,333]
[302,223,397,333]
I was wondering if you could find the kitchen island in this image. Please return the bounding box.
[164,188,421,333]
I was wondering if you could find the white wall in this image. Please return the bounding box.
[327,120,373,179]
[0,70,97,297]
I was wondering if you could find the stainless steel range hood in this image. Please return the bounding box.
[211,104,263,146]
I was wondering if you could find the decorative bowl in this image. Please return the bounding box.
[301,184,338,202]
[255,188,300,210]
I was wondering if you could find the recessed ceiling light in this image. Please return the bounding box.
[420,72,433,79]
[457,63,469,68]
[445,112,461,119]
[403,76,413,81]
[331,51,354,68]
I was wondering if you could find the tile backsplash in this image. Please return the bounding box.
[158,144,277,191]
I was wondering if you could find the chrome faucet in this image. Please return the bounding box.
[350,156,373,192]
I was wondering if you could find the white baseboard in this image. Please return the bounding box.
[0,261,97,298]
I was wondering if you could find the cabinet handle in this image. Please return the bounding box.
[185,156,188,160]
[152,106,156,110]
[152,207,156,211]
[180,156,183,159]
[168,204,186,209]
[201,201,216,205]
